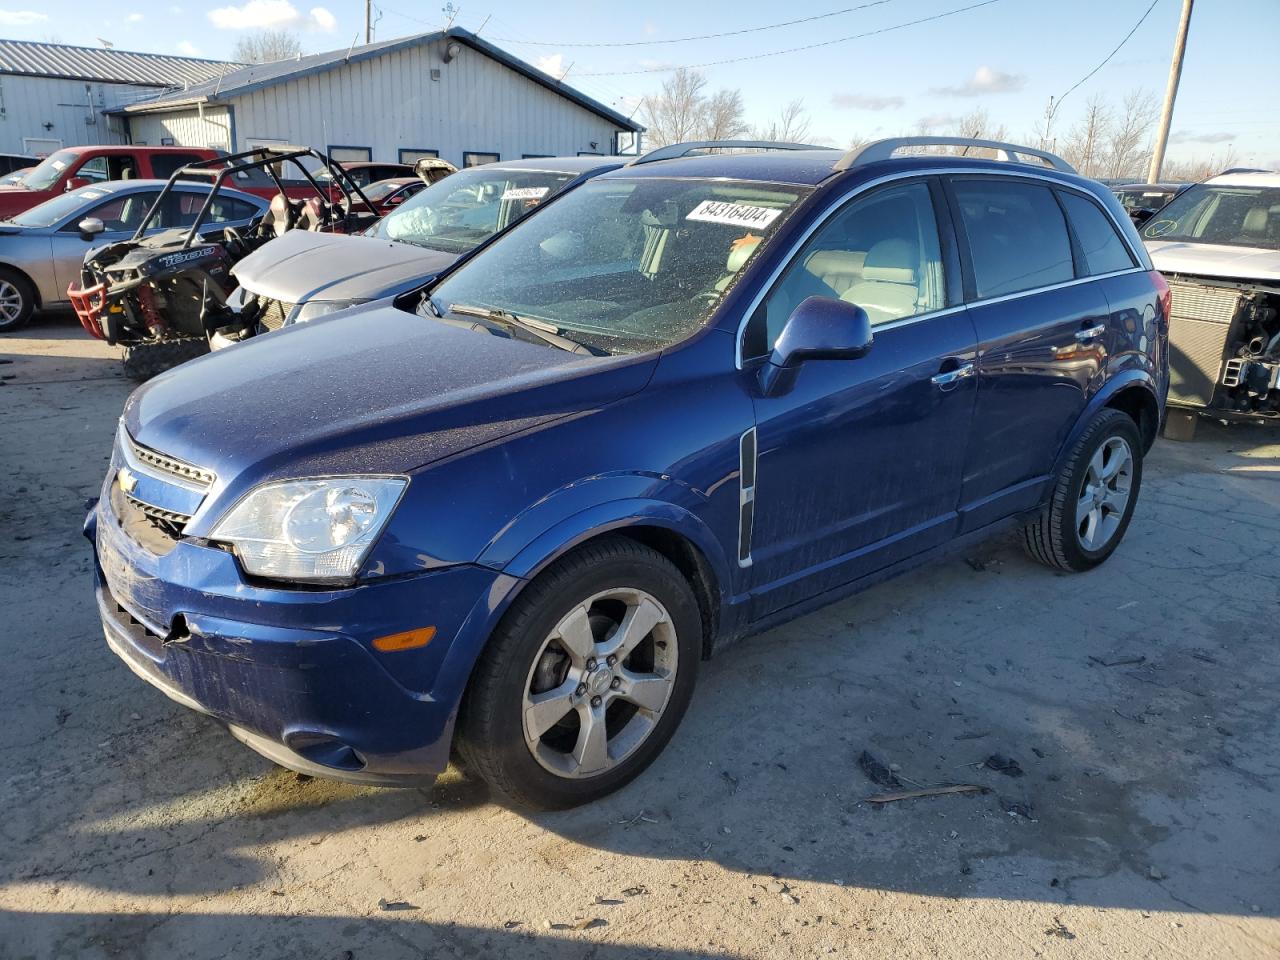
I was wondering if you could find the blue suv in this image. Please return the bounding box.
[88,137,1170,809]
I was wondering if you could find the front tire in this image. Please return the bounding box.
[456,537,701,809]
[1023,408,1143,572]
[0,267,36,333]
[121,338,209,381]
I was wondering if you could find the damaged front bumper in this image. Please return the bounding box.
[86,489,511,786]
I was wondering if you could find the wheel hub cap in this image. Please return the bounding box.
[586,663,614,696]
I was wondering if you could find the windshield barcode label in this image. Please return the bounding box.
[502,187,550,201]
[686,200,781,229]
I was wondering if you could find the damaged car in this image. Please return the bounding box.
[1141,170,1280,438]
[216,155,621,345]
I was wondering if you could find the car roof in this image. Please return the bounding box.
[57,145,217,155]
[341,161,411,169]
[1204,170,1280,188]
[68,178,266,203]
[484,156,625,176]
[1115,182,1183,191]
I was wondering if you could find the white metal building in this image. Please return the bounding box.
[0,40,235,156]
[115,29,642,167]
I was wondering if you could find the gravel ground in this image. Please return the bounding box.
[2,315,1278,960]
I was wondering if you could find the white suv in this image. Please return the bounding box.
[1141,170,1279,437]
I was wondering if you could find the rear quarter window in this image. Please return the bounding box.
[1058,191,1136,276]
[953,179,1074,299]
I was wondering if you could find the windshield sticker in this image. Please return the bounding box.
[501,186,550,201]
[686,200,781,230]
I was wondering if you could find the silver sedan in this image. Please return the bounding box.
[0,179,267,332]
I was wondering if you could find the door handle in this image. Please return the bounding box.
[1074,323,1106,343]
[932,362,975,388]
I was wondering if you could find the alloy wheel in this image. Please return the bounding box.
[521,587,678,779]
[0,280,23,323]
[1076,436,1134,551]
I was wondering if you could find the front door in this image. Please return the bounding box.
[947,177,1109,529]
[743,179,978,619]
[53,191,162,295]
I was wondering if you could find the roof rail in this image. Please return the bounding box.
[628,139,829,166]
[834,137,1075,174]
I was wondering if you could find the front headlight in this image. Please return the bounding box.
[209,477,407,584]
[287,299,364,325]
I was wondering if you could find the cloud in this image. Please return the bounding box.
[177,40,200,55]
[831,92,905,111]
[917,113,963,129]
[932,66,1026,97]
[207,0,335,31]
[535,53,565,78]
[126,11,144,21]
[0,9,48,25]
[1169,130,1236,145]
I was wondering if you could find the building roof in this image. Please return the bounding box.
[0,39,237,87]
[113,28,643,133]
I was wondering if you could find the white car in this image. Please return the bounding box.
[1141,170,1280,437]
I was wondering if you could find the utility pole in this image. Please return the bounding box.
[365,0,372,43]
[1148,0,1194,183]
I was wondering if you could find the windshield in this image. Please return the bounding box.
[363,180,409,202]
[368,166,576,253]
[1142,184,1280,249]
[21,150,78,191]
[7,188,107,228]
[425,177,811,355]
[1116,187,1176,213]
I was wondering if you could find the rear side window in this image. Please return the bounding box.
[150,153,206,180]
[953,180,1073,299]
[1059,191,1135,275]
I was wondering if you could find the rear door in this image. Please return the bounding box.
[948,176,1111,530]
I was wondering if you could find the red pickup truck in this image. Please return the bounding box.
[0,145,224,219]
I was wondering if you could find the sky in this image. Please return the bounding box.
[0,0,1275,167]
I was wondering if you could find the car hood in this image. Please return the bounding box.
[124,303,656,519]
[1146,239,1280,283]
[232,230,459,304]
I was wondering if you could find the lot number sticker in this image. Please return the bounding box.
[502,186,550,201]
[686,200,781,230]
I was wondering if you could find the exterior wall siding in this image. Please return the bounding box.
[196,39,622,165]
[0,74,160,154]
[127,107,232,151]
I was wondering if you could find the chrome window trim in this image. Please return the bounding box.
[734,167,1146,368]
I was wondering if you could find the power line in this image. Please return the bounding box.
[489,0,901,47]
[1051,0,1162,115]
[575,0,1002,77]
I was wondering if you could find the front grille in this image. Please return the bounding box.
[1167,278,1242,407]
[126,434,215,488]
[111,482,183,555]
[258,298,294,331]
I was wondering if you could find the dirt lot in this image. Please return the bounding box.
[2,315,1278,960]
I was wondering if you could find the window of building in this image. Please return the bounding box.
[463,151,500,168]
[399,148,439,164]
[952,179,1074,299]
[328,145,372,163]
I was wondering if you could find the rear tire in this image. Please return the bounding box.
[456,537,701,810]
[121,338,209,381]
[1023,408,1143,572]
[0,267,36,333]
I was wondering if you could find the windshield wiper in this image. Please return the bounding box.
[446,303,606,356]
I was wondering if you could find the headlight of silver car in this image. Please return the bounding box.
[209,477,407,583]
[287,299,365,325]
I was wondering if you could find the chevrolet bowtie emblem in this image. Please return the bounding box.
[117,467,138,495]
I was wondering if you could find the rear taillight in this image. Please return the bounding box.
[1149,270,1171,325]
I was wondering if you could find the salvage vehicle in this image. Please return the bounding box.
[0,145,221,219]
[88,137,1168,809]
[1141,170,1279,438]
[217,155,619,343]
[1111,181,1187,225]
[0,179,265,333]
[69,147,374,378]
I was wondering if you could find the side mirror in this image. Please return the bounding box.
[1131,208,1156,226]
[760,296,873,396]
[65,176,90,192]
[77,217,106,240]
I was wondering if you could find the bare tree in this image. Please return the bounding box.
[1105,88,1158,180]
[703,89,749,140]
[951,108,1008,143]
[232,30,302,64]
[1062,94,1113,178]
[753,99,812,142]
[1162,143,1240,182]
[640,68,710,148]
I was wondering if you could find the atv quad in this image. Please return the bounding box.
[69,147,376,380]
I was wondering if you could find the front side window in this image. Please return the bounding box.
[1058,191,1136,276]
[367,166,576,253]
[746,180,947,358]
[1141,184,1280,250]
[954,179,1074,299]
[77,156,110,183]
[82,192,161,232]
[425,177,810,355]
